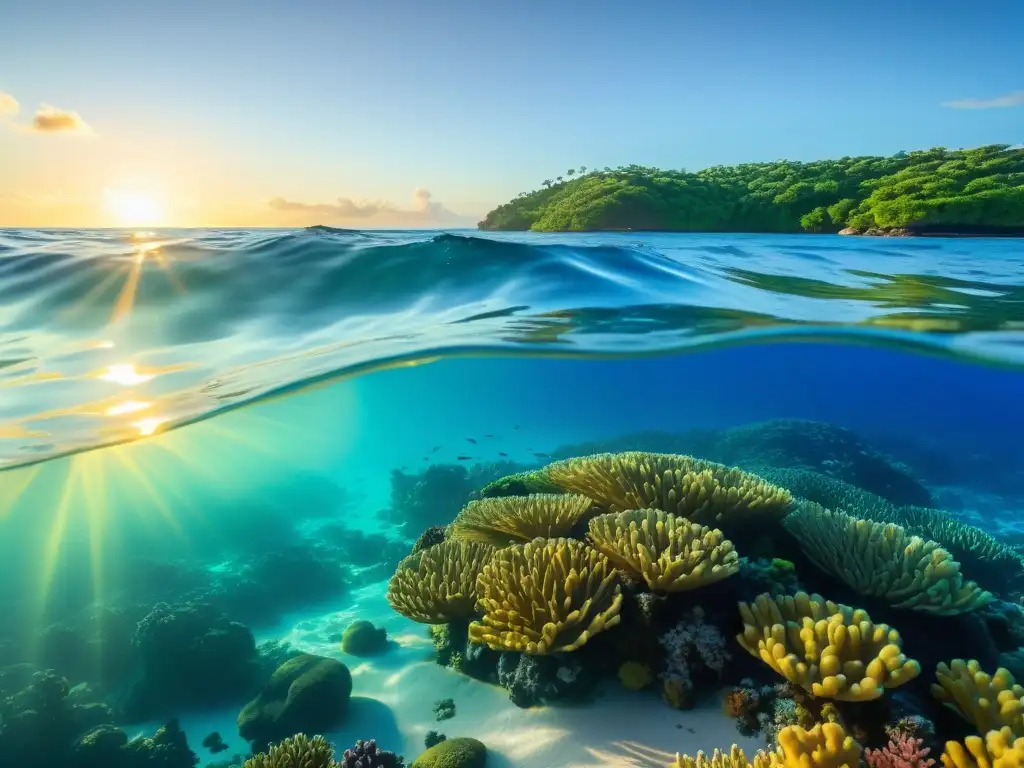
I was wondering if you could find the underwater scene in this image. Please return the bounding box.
[1,227,1023,768]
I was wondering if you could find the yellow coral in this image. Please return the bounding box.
[782,504,992,615]
[942,728,1024,768]
[761,723,862,768]
[933,660,1024,737]
[672,723,860,768]
[469,537,622,654]
[386,540,495,624]
[448,493,595,547]
[588,509,740,592]
[544,451,794,527]
[618,661,653,690]
[736,591,921,701]
[673,745,761,768]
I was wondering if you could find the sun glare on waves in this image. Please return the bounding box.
[104,188,163,226]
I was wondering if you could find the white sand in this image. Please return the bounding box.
[247,580,764,768]
[139,580,764,767]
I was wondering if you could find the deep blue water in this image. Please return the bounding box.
[1,227,1024,766]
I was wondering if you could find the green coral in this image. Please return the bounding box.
[341,620,389,656]
[242,733,335,768]
[478,469,561,498]
[782,504,992,614]
[410,737,486,768]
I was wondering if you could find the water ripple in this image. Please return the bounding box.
[0,226,1022,468]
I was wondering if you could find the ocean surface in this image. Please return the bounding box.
[2,227,1024,768]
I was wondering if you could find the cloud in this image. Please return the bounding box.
[943,90,1024,109]
[0,93,18,115]
[268,188,473,226]
[30,104,92,133]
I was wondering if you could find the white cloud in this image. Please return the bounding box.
[0,93,18,115]
[943,91,1024,109]
[268,188,473,226]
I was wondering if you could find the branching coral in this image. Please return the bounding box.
[587,509,739,592]
[660,606,730,694]
[448,494,595,547]
[941,728,1024,768]
[468,537,622,654]
[932,660,1024,737]
[736,591,921,701]
[673,723,861,768]
[674,746,761,768]
[242,733,335,768]
[543,451,794,527]
[386,540,495,624]
[782,504,993,615]
[866,735,936,768]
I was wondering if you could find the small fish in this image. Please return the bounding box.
[498,451,508,457]
[423,457,429,461]
[533,451,550,458]
[466,437,477,444]
[484,433,495,438]
[456,455,473,461]
[431,446,441,452]
[513,424,520,429]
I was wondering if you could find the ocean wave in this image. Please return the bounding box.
[0,226,1022,468]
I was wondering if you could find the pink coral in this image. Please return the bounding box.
[865,735,935,768]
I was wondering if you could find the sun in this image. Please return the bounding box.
[104,188,164,226]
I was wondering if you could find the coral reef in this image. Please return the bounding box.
[203,732,229,753]
[387,541,495,624]
[242,734,335,768]
[409,737,486,768]
[424,732,446,749]
[941,727,1024,768]
[618,660,654,690]
[588,509,740,592]
[478,469,562,498]
[469,536,622,654]
[932,660,1024,736]
[736,591,921,700]
[433,698,456,721]
[123,601,259,720]
[865,734,936,768]
[339,739,405,768]
[543,451,794,528]
[711,419,934,508]
[660,607,730,705]
[673,722,861,768]
[237,654,352,752]
[341,620,390,656]
[782,505,993,615]
[448,493,595,546]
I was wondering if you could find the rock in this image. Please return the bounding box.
[411,737,487,768]
[341,620,389,656]
[837,227,859,235]
[237,653,352,752]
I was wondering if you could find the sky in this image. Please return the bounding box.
[1,0,1022,228]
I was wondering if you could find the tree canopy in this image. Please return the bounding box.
[477,145,1024,234]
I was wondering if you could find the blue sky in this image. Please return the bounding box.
[1,0,1022,226]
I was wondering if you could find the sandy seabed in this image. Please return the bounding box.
[137,580,764,768]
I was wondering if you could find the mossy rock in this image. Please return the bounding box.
[341,620,389,656]
[237,653,351,752]
[411,737,486,768]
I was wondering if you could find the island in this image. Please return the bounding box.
[477,144,1024,235]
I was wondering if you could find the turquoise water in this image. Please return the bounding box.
[2,228,1024,768]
